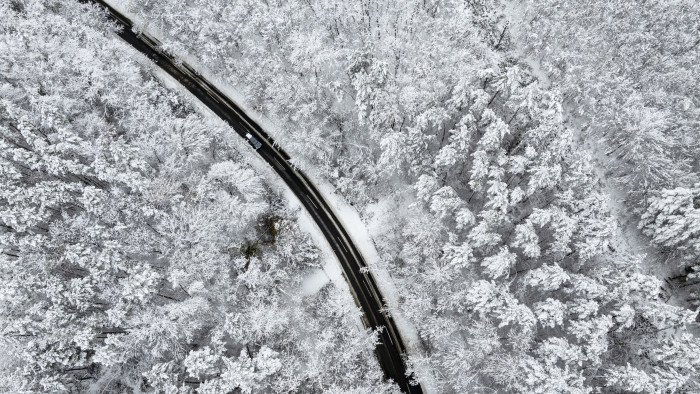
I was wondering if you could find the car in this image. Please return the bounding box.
[245,133,263,150]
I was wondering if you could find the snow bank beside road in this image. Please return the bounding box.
[310,181,437,393]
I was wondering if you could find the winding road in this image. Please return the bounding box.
[82,1,422,393]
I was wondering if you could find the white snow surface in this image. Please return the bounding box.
[299,268,331,296]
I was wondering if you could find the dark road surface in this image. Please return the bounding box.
[82,1,423,393]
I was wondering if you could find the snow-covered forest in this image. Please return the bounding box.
[0,2,394,392]
[2,0,699,393]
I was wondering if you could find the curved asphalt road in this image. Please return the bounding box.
[81,1,422,393]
